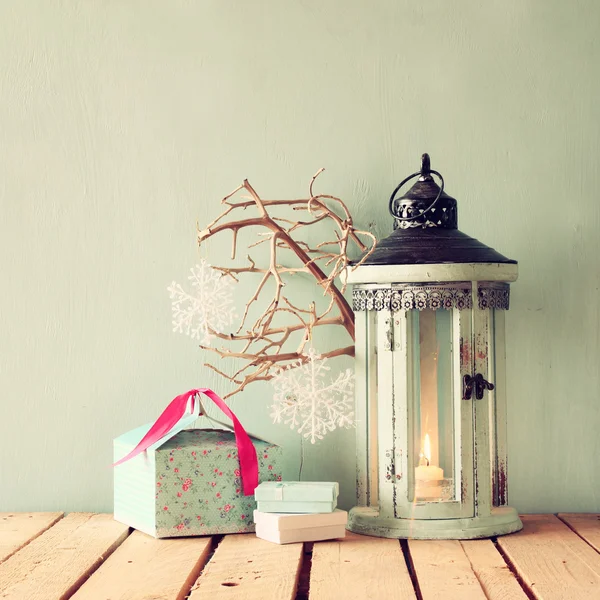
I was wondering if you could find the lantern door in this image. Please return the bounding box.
[388,306,476,521]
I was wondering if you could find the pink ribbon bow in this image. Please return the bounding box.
[113,388,259,496]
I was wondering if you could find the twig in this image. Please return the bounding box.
[195,171,376,397]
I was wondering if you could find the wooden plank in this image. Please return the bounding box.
[497,514,600,599]
[409,539,487,599]
[189,533,303,600]
[71,530,212,600]
[0,512,63,564]
[0,513,129,599]
[558,513,600,554]
[310,532,415,599]
[461,539,528,599]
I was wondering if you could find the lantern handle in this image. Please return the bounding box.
[388,153,445,223]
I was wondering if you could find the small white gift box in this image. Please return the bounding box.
[254,509,347,544]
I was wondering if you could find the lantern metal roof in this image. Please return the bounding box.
[358,154,517,267]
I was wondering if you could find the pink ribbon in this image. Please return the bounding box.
[113,388,259,496]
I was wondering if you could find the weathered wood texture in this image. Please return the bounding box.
[0,513,129,600]
[310,532,415,599]
[497,514,600,600]
[71,530,212,600]
[0,512,63,564]
[188,533,303,600]
[558,513,600,554]
[409,539,487,599]
[4,512,600,599]
[461,539,528,599]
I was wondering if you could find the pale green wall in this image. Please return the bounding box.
[1,0,599,514]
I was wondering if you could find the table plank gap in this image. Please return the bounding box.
[0,513,129,600]
[461,539,530,600]
[310,532,415,600]
[409,539,487,600]
[492,539,538,600]
[557,514,600,555]
[295,542,313,600]
[0,512,64,564]
[69,530,212,600]
[401,539,424,600]
[497,514,600,600]
[188,533,303,600]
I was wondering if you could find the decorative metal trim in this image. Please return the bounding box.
[353,285,472,312]
[477,285,510,310]
[352,283,510,311]
[395,207,456,230]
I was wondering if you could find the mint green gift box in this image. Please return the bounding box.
[114,423,282,538]
[254,481,339,514]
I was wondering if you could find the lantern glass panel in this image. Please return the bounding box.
[409,309,456,503]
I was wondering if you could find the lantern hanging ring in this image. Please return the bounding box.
[388,153,445,222]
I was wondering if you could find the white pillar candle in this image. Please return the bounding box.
[415,434,444,500]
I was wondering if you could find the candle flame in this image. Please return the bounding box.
[424,433,431,464]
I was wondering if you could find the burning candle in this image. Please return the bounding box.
[415,434,444,500]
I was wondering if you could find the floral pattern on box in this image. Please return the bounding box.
[154,429,281,537]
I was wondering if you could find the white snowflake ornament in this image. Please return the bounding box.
[270,348,355,444]
[168,260,237,346]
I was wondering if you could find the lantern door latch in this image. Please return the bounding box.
[383,316,394,351]
[463,373,494,400]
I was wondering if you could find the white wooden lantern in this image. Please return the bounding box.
[347,154,522,539]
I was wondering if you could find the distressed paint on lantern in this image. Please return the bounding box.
[496,460,508,507]
[492,310,510,509]
[472,287,493,519]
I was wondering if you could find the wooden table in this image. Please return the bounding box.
[0,513,599,599]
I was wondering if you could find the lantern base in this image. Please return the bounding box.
[347,506,523,540]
